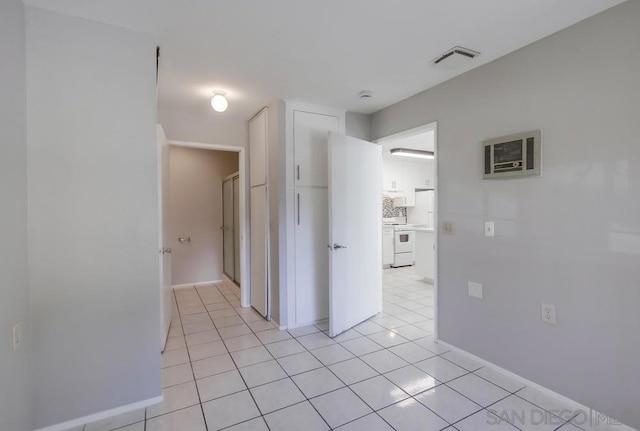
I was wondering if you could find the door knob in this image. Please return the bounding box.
[161,248,172,254]
[332,243,347,250]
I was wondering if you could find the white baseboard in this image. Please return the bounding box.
[172,280,223,290]
[437,340,638,431]
[271,318,286,330]
[34,395,163,431]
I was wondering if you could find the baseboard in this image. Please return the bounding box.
[172,280,223,290]
[271,317,286,330]
[437,340,638,431]
[34,396,163,431]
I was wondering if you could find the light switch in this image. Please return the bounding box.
[484,221,495,237]
[468,282,483,299]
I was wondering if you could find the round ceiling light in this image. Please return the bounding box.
[210,91,228,112]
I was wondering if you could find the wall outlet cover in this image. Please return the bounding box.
[541,303,556,325]
[468,282,483,299]
[443,222,454,234]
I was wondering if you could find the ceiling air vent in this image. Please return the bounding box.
[431,46,480,68]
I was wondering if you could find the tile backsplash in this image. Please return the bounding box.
[382,195,407,218]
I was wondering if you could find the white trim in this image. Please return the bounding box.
[437,340,638,431]
[34,396,163,431]
[171,280,225,290]
[166,140,250,310]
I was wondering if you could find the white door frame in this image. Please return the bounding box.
[374,121,439,341]
[166,140,250,308]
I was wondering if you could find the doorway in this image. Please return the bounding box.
[375,122,439,340]
[158,137,252,345]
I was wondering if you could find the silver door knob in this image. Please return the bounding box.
[161,248,172,254]
[332,243,347,250]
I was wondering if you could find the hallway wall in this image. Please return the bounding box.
[26,7,160,428]
[169,146,239,285]
[0,1,32,430]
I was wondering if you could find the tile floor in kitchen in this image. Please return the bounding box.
[78,267,594,431]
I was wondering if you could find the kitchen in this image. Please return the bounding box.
[380,128,436,286]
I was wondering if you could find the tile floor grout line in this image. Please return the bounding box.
[198,281,274,431]
[176,286,211,431]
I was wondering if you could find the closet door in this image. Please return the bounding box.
[233,176,241,284]
[250,109,267,186]
[293,110,340,187]
[222,179,235,280]
[294,187,329,325]
[250,185,268,316]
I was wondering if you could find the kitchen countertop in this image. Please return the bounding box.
[413,227,434,232]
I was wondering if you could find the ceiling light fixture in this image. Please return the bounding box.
[390,148,434,159]
[210,91,228,112]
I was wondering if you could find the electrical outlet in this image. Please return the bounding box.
[484,221,495,237]
[468,282,483,299]
[443,222,454,234]
[13,322,21,351]
[541,304,556,325]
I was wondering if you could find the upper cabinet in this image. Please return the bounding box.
[383,158,435,206]
[249,108,268,187]
[293,110,340,187]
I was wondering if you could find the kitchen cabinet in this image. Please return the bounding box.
[414,229,434,281]
[382,227,394,266]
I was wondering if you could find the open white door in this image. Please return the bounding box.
[328,132,382,337]
[158,125,173,350]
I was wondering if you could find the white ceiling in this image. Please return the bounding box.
[23,0,625,123]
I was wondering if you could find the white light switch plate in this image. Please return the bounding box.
[468,282,483,299]
[484,221,495,237]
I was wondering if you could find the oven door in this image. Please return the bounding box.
[394,230,415,253]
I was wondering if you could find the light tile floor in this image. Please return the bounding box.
[80,267,594,431]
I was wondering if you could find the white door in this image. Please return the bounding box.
[222,179,235,279]
[157,125,172,350]
[233,176,241,283]
[328,132,383,337]
[250,185,268,317]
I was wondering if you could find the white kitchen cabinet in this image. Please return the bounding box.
[249,108,267,187]
[414,229,435,281]
[383,227,394,266]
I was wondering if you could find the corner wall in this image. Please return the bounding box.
[169,146,239,285]
[371,1,640,428]
[0,1,32,430]
[26,8,160,428]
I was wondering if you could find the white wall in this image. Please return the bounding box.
[0,1,33,430]
[158,106,248,148]
[26,7,160,428]
[169,146,239,285]
[371,2,640,428]
[346,111,371,141]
